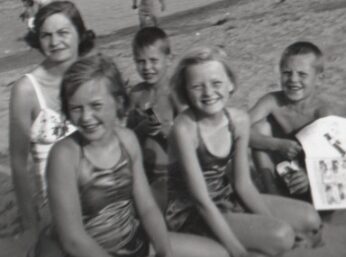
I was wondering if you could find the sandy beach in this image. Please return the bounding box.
[0,0,346,256]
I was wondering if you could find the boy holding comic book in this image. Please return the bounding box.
[249,41,344,199]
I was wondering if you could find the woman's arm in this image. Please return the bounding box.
[230,109,271,216]
[47,140,112,257]
[173,115,246,257]
[124,129,173,257]
[9,78,38,232]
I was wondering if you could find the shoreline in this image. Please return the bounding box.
[0,0,234,74]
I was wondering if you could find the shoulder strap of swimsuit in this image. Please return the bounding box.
[115,131,132,166]
[193,112,203,143]
[25,73,47,109]
[223,109,235,136]
[196,110,234,141]
[223,109,236,156]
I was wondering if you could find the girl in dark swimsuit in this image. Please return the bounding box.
[166,46,322,257]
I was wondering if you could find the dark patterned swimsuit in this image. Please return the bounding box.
[76,137,149,257]
[36,135,149,257]
[166,110,245,235]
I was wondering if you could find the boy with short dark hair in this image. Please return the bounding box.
[250,41,341,198]
[127,27,176,211]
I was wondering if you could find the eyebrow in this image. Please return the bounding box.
[41,26,71,33]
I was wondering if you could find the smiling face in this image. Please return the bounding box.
[134,40,170,86]
[39,13,79,63]
[281,53,320,102]
[185,60,234,115]
[67,77,117,143]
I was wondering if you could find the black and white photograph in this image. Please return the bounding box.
[0,1,346,257]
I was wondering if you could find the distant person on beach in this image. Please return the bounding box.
[10,0,95,240]
[249,41,341,199]
[127,27,180,212]
[166,46,322,256]
[20,0,54,31]
[33,53,232,257]
[132,0,166,28]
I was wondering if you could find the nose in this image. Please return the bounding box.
[143,61,152,71]
[50,34,60,47]
[289,72,299,82]
[81,107,93,122]
[202,83,214,95]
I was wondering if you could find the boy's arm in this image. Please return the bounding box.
[317,100,345,118]
[249,93,275,125]
[249,93,302,159]
[249,93,281,151]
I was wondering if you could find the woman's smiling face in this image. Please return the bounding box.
[39,13,80,63]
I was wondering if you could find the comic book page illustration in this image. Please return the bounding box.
[295,116,346,210]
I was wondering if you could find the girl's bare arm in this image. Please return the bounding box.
[47,140,111,257]
[230,109,271,216]
[124,129,173,257]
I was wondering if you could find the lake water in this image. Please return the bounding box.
[0,0,221,58]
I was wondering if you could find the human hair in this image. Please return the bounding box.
[61,54,129,119]
[132,27,171,57]
[28,1,95,56]
[171,46,236,106]
[22,0,34,7]
[279,41,324,74]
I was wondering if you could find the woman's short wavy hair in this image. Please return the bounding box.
[61,54,129,120]
[28,1,95,56]
[171,46,236,106]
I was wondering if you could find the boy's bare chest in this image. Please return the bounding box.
[137,91,174,121]
[273,108,316,134]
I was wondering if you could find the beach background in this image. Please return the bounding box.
[0,0,346,256]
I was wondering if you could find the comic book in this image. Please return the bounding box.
[295,116,346,210]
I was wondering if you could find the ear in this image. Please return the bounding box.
[166,54,173,66]
[228,80,235,94]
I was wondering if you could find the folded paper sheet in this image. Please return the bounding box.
[296,116,346,210]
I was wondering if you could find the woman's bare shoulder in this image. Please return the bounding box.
[11,75,35,96]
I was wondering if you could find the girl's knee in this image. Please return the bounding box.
[213,247,229,257]
[267,222,295,256]
[303,206,323,247]
[301,203,322,233]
